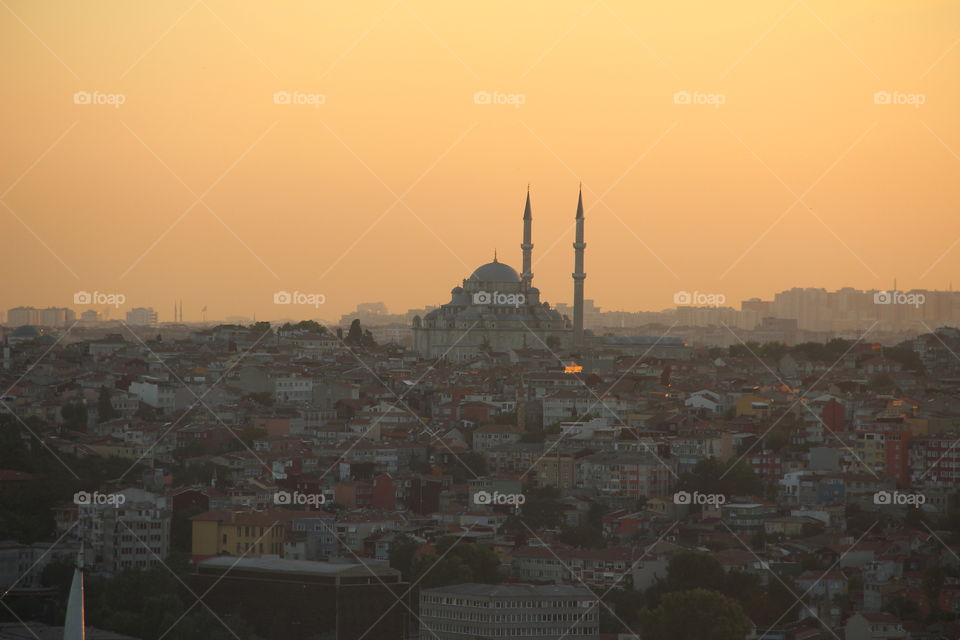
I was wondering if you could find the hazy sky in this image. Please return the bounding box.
[1,0,958,322]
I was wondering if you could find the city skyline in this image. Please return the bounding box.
[2,1,959,321]
[6,282,960,326]
[5,3,960,640]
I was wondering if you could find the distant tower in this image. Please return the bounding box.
[521,186,534,289]
[572,186,586,345]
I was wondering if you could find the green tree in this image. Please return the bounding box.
[388,534,420,582]
[665,552,726,593]
[441,452,487,483]
[639,589,750,640]
[515,486,565,530]
[868,372,897,394]
[345,319,363,346]
[414,538,502,587]
[60,402,88,431]
[557,525,606,549]
[678,458,762,499]
[97,386,119,422]
[277,320,323,334]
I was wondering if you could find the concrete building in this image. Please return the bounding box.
[125,307,158,325]
[578,451,675,499]
[40,307,76,327]
[0,541,79,592]
[419,583,599,640]
[5,307,39,327]
[76,488,171,574]
[128,378,177,414]
[195,556,408,640]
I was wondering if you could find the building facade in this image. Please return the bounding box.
[419,583,599,640]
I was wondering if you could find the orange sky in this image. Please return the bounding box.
[1,0,958,322]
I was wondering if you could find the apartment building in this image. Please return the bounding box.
[419,583,599,640]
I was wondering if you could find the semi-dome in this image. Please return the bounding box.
[469,260,520,283]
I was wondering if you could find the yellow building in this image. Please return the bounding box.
[87,439,153,465]
[191,509,290,562]
[735,394,774,418]
[534,452,578,489]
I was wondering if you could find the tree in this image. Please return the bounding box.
[244,392,274,408]
[886,343,924,373]
[665,552,726,593]
[868,372,897,394]
[441,452,487,483]
[388,534,420,582]
[413,538,502,587]
[515,487,565,530]
[60,402,88,431]
[277,320,323,334]
[40,554,76,597]
[97,386,119,423]
[639,589,750,640]
[557,525,606,549]
[345,319,363,346]
[678,458,762,500]
[236,426,268,449]
[923,565,945,604]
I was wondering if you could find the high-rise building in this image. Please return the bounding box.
[76,488,171,574]
[6,307,39,327]
[40,307,76,327]
[126,307,158,325]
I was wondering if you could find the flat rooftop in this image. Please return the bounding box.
[421,583,595,598]
[197,555,398,579]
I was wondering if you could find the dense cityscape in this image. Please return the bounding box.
[4,217,960,638]
[3,1,959,639]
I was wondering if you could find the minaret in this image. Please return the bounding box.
[63,544,85,640]
[521,185,533,289]
[572,186,586,345]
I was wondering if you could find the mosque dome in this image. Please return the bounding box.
[469,260,520,283]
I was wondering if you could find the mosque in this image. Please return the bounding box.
[412,188,587,361]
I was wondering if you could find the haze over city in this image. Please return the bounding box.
[2,0,960,321]
[4,3,960,640]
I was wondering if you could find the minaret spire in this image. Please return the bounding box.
[521,186,534,288]
[572,186,586,346]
